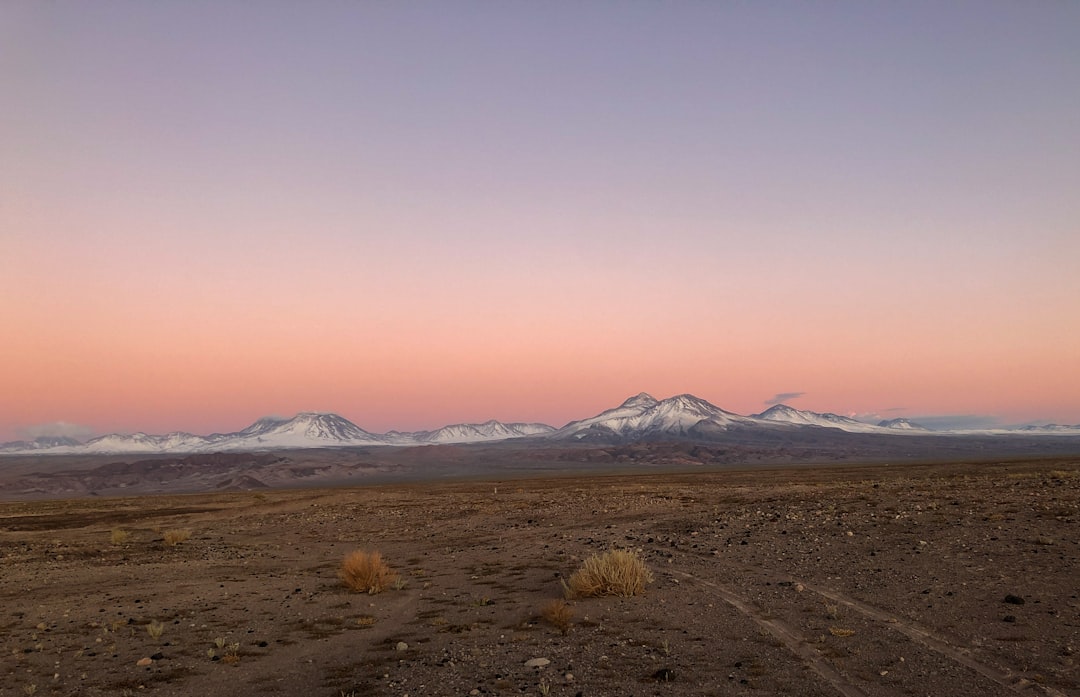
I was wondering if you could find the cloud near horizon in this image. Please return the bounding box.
[906,414,1002,431]
[765,392,805,406]
[17,421,96,441]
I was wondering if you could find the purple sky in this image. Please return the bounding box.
[2,2,1078,441]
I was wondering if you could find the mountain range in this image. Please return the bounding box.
[3,393,1078,455]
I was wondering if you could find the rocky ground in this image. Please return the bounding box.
[1,457,1077,696]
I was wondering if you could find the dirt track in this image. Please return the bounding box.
[1,458,1078,696]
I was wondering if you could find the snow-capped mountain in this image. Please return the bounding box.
[225,412,386,450]
[877,418,930,431]
[0,436,81,452]
[79,432,214,453]
[1011,423,1080,435]
[0,413,557,454]
[755,404,887,434]
[550,393,761,441]
[3,413,389,455]
[4,392,1079,455]
[416,420,555,444]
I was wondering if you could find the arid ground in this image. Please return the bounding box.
[1,457,1077,696]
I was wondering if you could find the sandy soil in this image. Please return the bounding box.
[1,458,1077,697]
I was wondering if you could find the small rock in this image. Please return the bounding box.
[136,657,153,667]
[1003,615,1017,623]
[150,652,164,660]
[564,672,574,682]
[652,668,676,682]
[396,642,408,651]
[1004,594,1025,605]
[525,657,550,668]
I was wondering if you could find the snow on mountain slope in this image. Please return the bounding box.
[418,420,555,444]
[755,404,888,434]
[0,436,81,452]
[80,432,210,454]
[223,413,386,450]
[551,393,760,440]
[4,414,387,455]
[877,418,930,431]
[1010,424,1080,435]
[5,393,1078,455]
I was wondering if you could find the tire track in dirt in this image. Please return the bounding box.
[673,562,1067,697]
[668,570,870,697]
[802,581,1070,697]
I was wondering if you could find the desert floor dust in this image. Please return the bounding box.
[1,457,1078,696]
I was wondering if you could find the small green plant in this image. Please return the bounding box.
[339,550,398,594]
[222,642,240,665]
[565,549,653,598]
[146,620,164,639]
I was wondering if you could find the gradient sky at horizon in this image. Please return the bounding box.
[3,2,1079,441]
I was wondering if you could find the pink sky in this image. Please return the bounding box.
[2,3,1079,441]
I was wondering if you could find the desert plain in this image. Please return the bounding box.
[1,457,1078,697]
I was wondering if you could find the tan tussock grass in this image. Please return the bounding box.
[540,599,574,633]
[162,529,191,546]
[109,529,131,545]
[565,549,653,598]
[339,550,398,594]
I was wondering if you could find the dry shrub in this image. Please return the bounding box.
[540,599,574,633]
[340,550,398,594]
[162,529,191,546]
[565,549,653,598]
[109,528,131,545]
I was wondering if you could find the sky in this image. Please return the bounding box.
[2,2,1079,441]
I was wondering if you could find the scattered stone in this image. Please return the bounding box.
[525,657,550,668]
[1004,594,1025,605]
[1003,615,1017,623]
[150,652,164,660]
[396,642,408,651]
[564,672,574,682]
[136,657,153,667]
